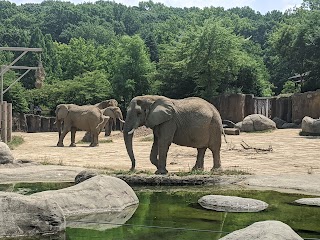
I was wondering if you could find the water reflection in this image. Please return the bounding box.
[67,204,139,231]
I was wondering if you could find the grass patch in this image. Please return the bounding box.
[99,139,113,144]
[299,131,320,136]
[140,135,153,142]
[174,168,251,177]
[76,139,113,144]
[7,136,25,150]
[112,169,153,175]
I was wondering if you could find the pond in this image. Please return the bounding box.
[1,183,320,240]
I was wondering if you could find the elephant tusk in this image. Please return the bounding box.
[128,128,135,135]
[119,119,125,123]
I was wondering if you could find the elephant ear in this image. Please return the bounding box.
[146,99,174,128]
[56,105,69,120]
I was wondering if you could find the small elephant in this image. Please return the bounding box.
[123,95,224,174]
[101,106,125,136]
[55,104,109,147]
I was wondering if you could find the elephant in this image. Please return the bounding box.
[55,103,77,139]
[55,104,109,147]
[95,99,118,110]
[123,95,225,174]
[101,106,125,136]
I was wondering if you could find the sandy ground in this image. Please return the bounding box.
[10,128,320,175]
[0,128,318,195]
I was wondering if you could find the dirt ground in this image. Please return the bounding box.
[10,128,320,175]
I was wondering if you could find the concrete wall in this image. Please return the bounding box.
[292,90,320,123]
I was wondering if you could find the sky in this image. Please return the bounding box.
[9,0,304,14]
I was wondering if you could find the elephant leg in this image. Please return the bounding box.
[69,127,77,147]
[192,148,206,171]
[209,146,222,171]
[105,121,112,136]
[155,141,171,175]
[90,133,99,147]
[57,127,70,147]
[150,135,159,168]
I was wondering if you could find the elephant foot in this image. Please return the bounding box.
[211,167,223,173]
[191,166,204,172]
[57,142,64,147]
[89,143,99,147]
[155,169,168,175]
[69,143,76,147]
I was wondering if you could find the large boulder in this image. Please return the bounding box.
[0,142,14,164]
[33,175,139,216]
[220,220,303,240]
[198,195,268,212]
[237,114,276,132]
[294,198,320,207]
[301,116,320,134]
[0,192,65,238]
[272,117,286,129]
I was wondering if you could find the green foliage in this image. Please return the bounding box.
[2,0,320,112]
[7,135,25,150]
[109,35,156,103]
[26,70,113,113]
[281,80,300,94]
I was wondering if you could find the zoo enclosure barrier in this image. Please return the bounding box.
[0,101,12,143]
[211,90,320,124]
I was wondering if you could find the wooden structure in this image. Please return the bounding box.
[0,47,42,143]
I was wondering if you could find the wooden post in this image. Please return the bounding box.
[1,101,7,143]
[7,103,12,142]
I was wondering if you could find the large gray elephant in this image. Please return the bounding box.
[55,104,109,147]
[123,95,224,174]
[101,106,125,136]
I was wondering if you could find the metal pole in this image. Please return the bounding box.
[1,65,3,104]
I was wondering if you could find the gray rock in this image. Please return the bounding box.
[301,116,320,134]
[240,114,276,132]
[33,175,139,216]
[294,198,320,207]
[0,142,14,164]
[75,170,98,184]
[0,192,65,238]
[282,122,300,129]
[220,220,303,240]
[272,117,286,129]
[198,195,268,212]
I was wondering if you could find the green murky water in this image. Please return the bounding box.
[1,183,320,240]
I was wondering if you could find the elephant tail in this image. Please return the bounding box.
[222,128,228,144]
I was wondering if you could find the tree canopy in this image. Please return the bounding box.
[0,0,319,113]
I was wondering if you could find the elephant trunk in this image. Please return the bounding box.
[123,130,136,171]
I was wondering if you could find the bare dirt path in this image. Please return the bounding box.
[10,128,320,175]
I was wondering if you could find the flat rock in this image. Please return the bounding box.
[294,198,320,207]
[33,175,139,216]
[0,142,14,164]
[238,114,276,132]
[198,195,268,212]
[220,220,303,240]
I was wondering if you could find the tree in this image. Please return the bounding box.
[109,35,156,104]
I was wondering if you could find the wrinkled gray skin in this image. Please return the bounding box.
[56,104,109,147]
[102,106,125,136]
[95,99,118,110]
[123,95,224,174]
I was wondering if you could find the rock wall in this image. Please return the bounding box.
[211,94,247,123]
[292,90,320,123]
[270,96,292,123]
[12,113,57,132]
